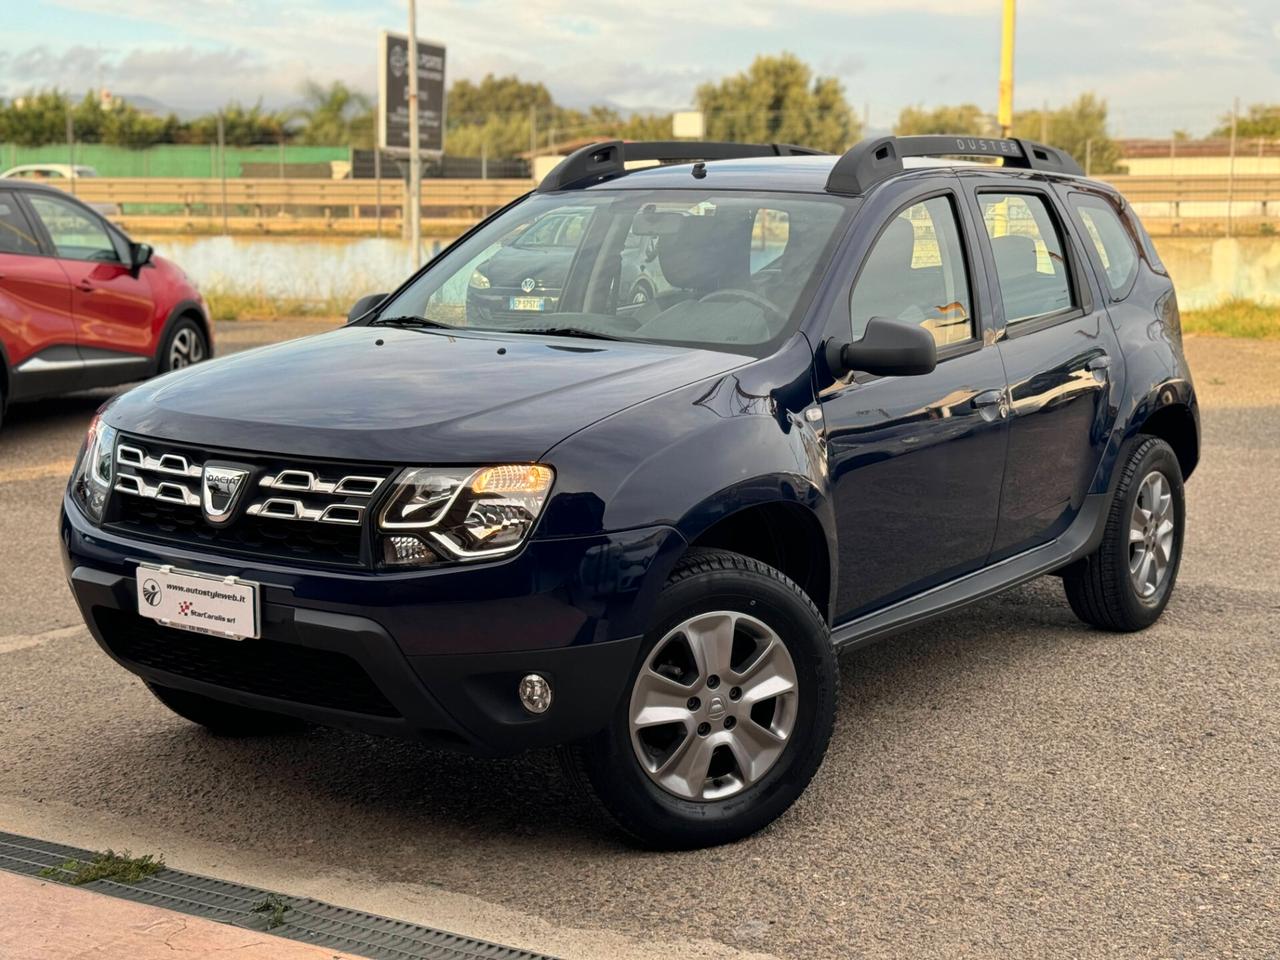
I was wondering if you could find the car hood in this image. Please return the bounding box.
[105,325,749,463]
[478,248,572,289]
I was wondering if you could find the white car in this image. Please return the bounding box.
[0,165,121,216]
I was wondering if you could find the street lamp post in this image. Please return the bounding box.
[998,0,1016,138]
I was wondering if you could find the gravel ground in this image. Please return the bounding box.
[0,329,1276,959]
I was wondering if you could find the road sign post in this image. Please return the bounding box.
[378,26,446,265]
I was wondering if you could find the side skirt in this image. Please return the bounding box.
[830,492,1108,651]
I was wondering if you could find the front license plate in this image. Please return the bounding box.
[508,296,547,311]
[135,564,260,640]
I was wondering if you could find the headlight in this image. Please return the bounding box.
[377,464,554,566]
[69,415,117,524]
[468,269,491,289]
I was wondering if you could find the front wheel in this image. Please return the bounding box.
[560,549,838,849]
[158,317,209,373]
[1063,436,1185,631]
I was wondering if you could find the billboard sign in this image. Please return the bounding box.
[378,30,446,154]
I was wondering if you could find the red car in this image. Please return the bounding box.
[0,181,212,432]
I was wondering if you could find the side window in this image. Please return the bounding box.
[978,193,1074,323]
[0,194,41,255]
[26,194,118,262]
[850,195,974,348]
[1073,196,1139,297]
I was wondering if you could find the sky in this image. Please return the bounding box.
[3,0,1278,137]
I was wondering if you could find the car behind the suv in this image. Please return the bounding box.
[62,136,1198,848]
[1,181,211,432]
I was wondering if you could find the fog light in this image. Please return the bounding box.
[518,674,553,714]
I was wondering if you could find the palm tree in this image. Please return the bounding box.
[289,81,374,147]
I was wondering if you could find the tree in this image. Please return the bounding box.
[895,103,994,137]
[1013,94,1120,174]
[182,101,287,146]
[0,90,74,146]
[1212,104,1280,139]
[696,53,858,154]
[288,81,374,147]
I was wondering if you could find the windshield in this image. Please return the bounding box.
[374,189,854,355]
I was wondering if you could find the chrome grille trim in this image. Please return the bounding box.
[258,471,384,497]
[117,444,201,478]
[245,498,366,525]
[114,473,200,507]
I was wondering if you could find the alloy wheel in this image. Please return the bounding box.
[629,610,798,802]
[1129,469,1176,599]
[168,327,205,370]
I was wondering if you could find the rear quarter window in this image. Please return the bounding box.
[1071,195,1140,299]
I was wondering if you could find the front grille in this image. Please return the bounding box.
[104,436,393,568]
[96,609,400,718]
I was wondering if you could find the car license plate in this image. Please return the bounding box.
[135,564,260,640]
[508,296,547,311]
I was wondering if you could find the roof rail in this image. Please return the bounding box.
[536,140,827,193]
[825,135,1083,195]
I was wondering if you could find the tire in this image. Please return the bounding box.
[1063,436,1185,631]
[560,549,838,849]
[145,682,307,736]
[629,280,654,305]
[158,316,209,373]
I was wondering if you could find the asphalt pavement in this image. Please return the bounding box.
[0,324,1276,959]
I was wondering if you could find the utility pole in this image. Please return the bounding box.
[997,0,1016,137]
[407,0,422,268]
[1226,96,1239,239]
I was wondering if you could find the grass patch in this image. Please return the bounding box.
[204,290,347,323]
[251,893,291,929]
[1182,299,1280,340]
[38,849,164,886]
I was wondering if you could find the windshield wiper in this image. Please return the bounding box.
[367,315,456,330]
[511,326,625,342]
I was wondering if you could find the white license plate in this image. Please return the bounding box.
[135,564,260,640]
[508,296,547,311]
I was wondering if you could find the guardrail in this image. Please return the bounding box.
[46,173,1280,236]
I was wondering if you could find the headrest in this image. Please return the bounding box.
[990,234,1038,278]
[658,215,749,292]
[876,217,917,268]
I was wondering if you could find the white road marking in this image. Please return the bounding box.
[0,624,84,655]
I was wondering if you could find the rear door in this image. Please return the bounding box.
[0,189,77,401]
[959,175,1124,560]
[23,191,156,360]
[820,177,1010,621]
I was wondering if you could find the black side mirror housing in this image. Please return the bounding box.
[129,242,153,273]
[347,293,388,323]
[825,316,938,378]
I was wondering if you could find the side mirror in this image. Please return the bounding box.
[130,242,153,273]
[825,316,937,378]
[347,293,388,323]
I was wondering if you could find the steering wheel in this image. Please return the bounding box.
[698,288,787,324]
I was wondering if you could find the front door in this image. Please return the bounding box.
[962,183,1123,560]
[0,189,77,401]
[821,186,1009,622]
[24,191,155,359]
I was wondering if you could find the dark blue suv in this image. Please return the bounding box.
[62,136,1198,849]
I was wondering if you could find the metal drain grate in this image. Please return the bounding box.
[0,831,559,960]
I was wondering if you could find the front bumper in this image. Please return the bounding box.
[62,497,685,754]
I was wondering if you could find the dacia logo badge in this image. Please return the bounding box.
[201,464,250,525]
[520,277,536,293]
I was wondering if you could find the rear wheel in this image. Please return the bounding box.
[1063,436,1185,631]
[145,682,307,736]
[159,317,208,373]
[561,549,837,849]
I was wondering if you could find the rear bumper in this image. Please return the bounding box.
[62,497,685,754]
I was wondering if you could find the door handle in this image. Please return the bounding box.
[1086,355,1112,372]
[971,389,1009,420]
[76,280,94,293]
